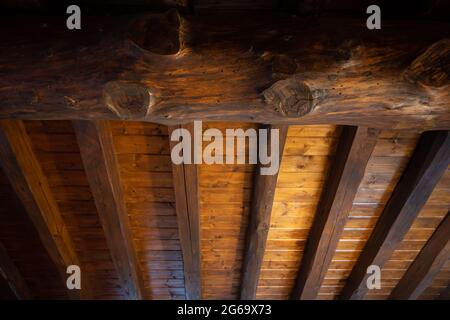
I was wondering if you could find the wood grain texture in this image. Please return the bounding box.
[0,241,32,299]
[112,121,185,299]
[169,124,202,299]
[23,120,129,299]
[340,131,450,299]
[240,125,288,299]
[365,168,450,301]
[390,212,450,300]
[0,118,449,300]
[0,120,90,299]
[256,125,340,299]
[73,120,146,299]
[291,126,379,300]
[0,169,69,299]
[199,122,258,299]
[0,13,449,130]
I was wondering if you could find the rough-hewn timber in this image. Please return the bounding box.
[0,120,91,299]
[291,126,379,300]
[390,212,450,300]
[241,125,288,299]
[73,120,146,300]
[169,124,202,299]
[340,130,450,299]
[0,12,449,130]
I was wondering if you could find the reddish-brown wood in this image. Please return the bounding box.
[390,212,450,300]
[0,120,90,299]
[0,13,449,130]
[340,131,450,299]
[291,126,379,300]
[241,125,288,299]
[169,124,202,299]
[73,120,146,299]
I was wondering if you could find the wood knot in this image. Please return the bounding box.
[103,81,156,119]
[404,39,450,87]
[128,9,181,55]
[263,76,326,117]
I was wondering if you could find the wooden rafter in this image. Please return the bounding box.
[0,13,449,130]
[291,126,379,300]
[240,125,288,299]
[0,241,32,300]
[390,212,450,300]
[0,120,90,299]
[169,124,202,299]
[340,130,450,299]
[73,120,145,300]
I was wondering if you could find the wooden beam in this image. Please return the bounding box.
[169,124,202,299]
[0,120,90,299]
[291,126,379,300]
[390,212,450,300]
[1,13,449,130]
[73,120,145,300]
[0,241,32,299]
[240,125,288,299]
[340,130,450,299]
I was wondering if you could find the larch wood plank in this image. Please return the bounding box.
[340,131,450,299]
[73,120,146,300]
[169,124,202,299]
[390,212,450,300]
[0,120,90,299]
[291,126,379,299]
[241,125,288,299]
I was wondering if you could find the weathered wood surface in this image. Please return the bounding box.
[22,120,131,299]
[111,121,185,299]
[73,120,146,299]
[241,125,288,299]
[0,241,32,299]
[198,122,259,299]
[291,126,379,300]
[169,124,202,299]
[340,131,450,299]
[254,124,340,299]
[0,12,449,129]
[390,212,450,300]
[0,120,90,299]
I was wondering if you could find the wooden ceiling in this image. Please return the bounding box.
[0,121,448,300]
[0,0,449,300]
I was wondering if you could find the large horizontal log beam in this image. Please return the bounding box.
[0,12,449,129]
